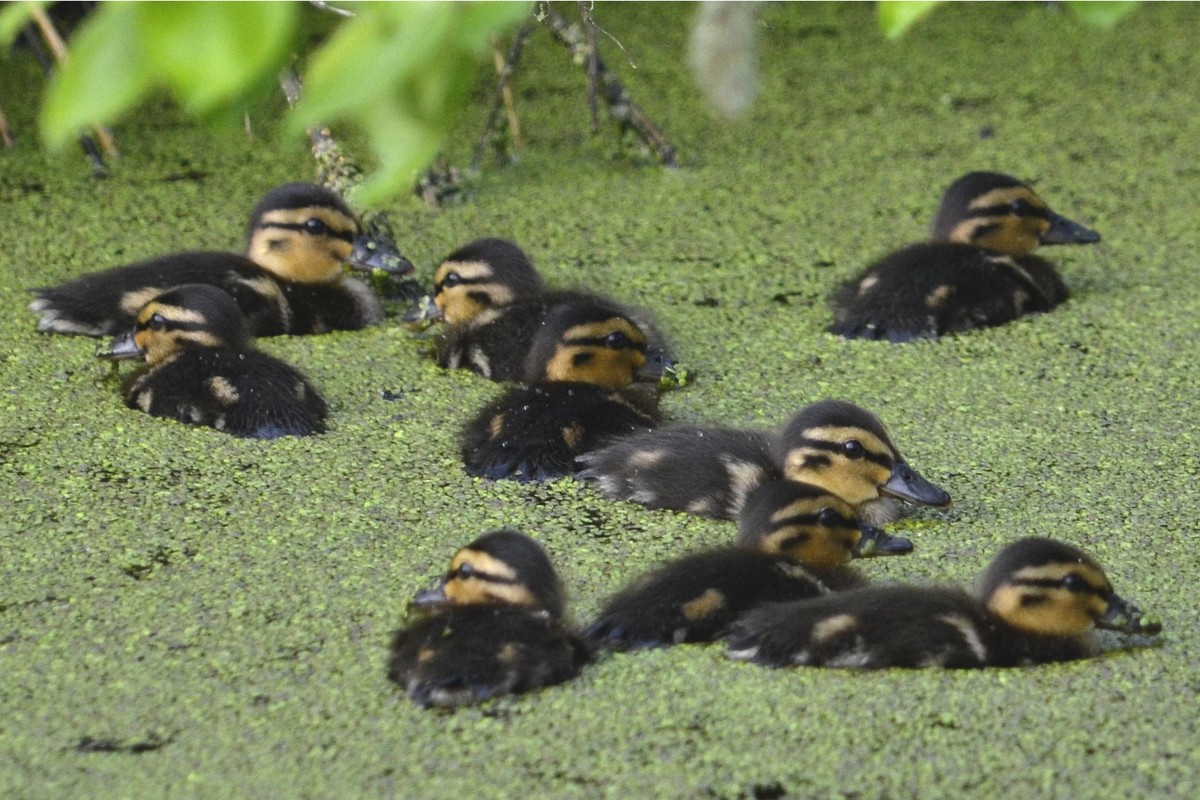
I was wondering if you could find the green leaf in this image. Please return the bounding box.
[137,2,299,116]
[39,3,151,150]
[0,1,45,50]
[878,1,943,40]
[1067,1,1139,29]
[291,1,530,204]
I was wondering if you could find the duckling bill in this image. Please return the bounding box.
[98,284,327,439]
[829,171,1100,342]
[585,481,913,651]
[387,530,591,708]
[727,536,1161,669]
[32,182,412,337]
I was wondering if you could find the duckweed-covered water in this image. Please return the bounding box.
[2,4,1198,798]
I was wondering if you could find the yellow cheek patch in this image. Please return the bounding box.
[248,206,359,283]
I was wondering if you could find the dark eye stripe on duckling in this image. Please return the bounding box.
[255,207,357,243]
[564,321,649,352]
[790,427,895,469]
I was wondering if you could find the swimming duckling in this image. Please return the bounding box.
[98,284,327,438]
[460,299,663,482]
[387,529,591,708]
[727,536,1161,669]
[829,171,1100,341]
[421,237,670,382]
[32,182,412,337]
[584,481,913,651]
[577,399,950,523]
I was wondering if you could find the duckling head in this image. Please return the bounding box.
[523,300,663,389]
[412,529,565,618]
[980,537,1161,638]
[431,238,544,327]
[98,284,249,366]
[774,400,951,523]
[244,183,413,284]
[931,171,1101,257]
[737,481,913,569]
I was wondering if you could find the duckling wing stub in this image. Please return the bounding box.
[585,549,825,650]
[577,427,776,520]
[461,384,658,482]
[828,243,1068,342]
[388,608,590,708]
[31,252,268,337]
[124,350,326,438]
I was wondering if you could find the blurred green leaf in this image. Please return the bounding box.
[137,2,299,115]
[878,1,943,39]
[39,3,151,150]
[292,1,530,205]
[0,1,45,49]
[1067,1,1139,29]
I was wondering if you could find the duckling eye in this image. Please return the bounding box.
[455,562,475,579]
[842,440,864,459]
[604,331,631,350]
[816,507,841,526]
[1061,573,1088,593]
[303,217,329,236]
[1009,198,1035,215]
[439,272,462,289]
[148,313,167,332]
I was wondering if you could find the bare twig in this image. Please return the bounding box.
[308,1,355,18]
[281,68,366,205]
[470,20,535,171]
[539,3,677,167]
[0,102,13,147]
[580,1,600,133]
[20,24,107,175]
[492,40,523,150]
[29,6,118,161]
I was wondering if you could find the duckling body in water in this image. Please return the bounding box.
[578,399,950,523]
[33,183,411,337]
[387,530,591,708]
[829,172,1100,341]
[585,481,914,651]
[727,537,1160,669]
[98,284,327,438]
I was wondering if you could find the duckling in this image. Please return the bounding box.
[460,299,663,482]
[387,529,591,708]
[727,536,1161,669]
[421,237,670,382]
[828,171,1101,342]
[31,182,413,337]
[97,284,327,438]
[584,480,914,651]
[577,399,950,523]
